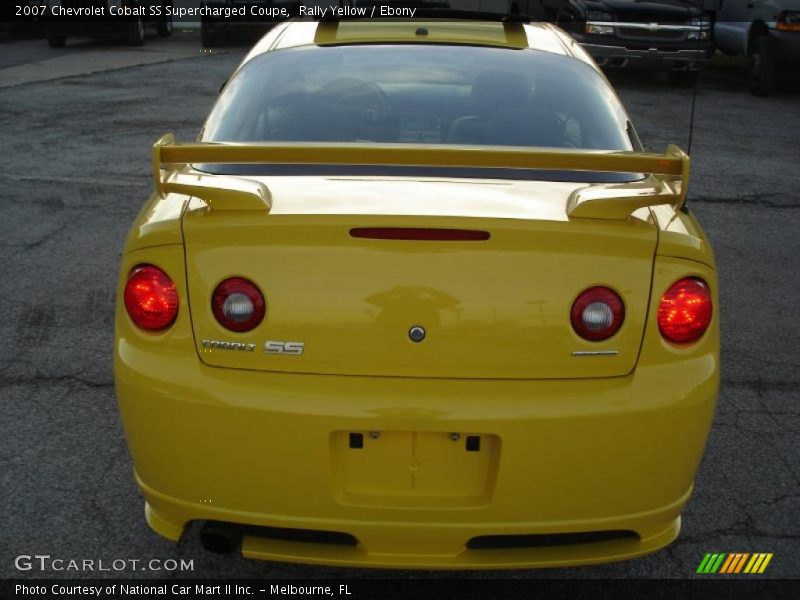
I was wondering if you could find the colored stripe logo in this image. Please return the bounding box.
[696,553,773,574]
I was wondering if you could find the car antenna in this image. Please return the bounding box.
[687,76,699,156]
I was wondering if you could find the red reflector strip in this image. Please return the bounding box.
[350,228,490,241]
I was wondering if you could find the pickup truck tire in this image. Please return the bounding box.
[749,35,776,96]
[668,71,699,88]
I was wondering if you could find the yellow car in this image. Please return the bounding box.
[115,16,719,569]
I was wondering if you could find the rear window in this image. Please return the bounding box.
[202,43,633,152]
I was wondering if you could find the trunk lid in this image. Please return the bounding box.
[182,176,656,379]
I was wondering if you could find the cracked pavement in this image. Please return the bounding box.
[0,34,798,580]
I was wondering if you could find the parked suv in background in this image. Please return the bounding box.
[45,1,172,47]
[711,0,800,95]
[525,0,713,85]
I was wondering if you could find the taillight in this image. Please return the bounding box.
[570,286,625,341]
[658,278,712,344]
[777,11,800,31]
[212,277,265,332]
[124,265,179,331]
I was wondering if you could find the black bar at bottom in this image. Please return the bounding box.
[2,578,797,600]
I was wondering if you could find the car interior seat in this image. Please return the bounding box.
[447,70,567,147]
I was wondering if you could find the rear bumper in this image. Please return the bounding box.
[141,479,686,569]
[581,43,710,71]
[116,344,718,569]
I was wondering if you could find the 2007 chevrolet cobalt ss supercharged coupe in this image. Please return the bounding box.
[114,16,719,569]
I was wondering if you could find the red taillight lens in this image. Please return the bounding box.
[212,277,265,332]
[658,278,712,344]
[124,265,179,331]
[570,286,625,341]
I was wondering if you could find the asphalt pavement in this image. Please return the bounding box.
[0,31,798,580]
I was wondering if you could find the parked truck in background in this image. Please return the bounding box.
[710,0,800,95]
[516,1,714,86]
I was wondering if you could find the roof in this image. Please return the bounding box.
[239,19,592,69]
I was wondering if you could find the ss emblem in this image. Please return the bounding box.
[264,341,304,355]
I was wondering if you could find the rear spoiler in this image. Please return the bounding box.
[153,133,689,218]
